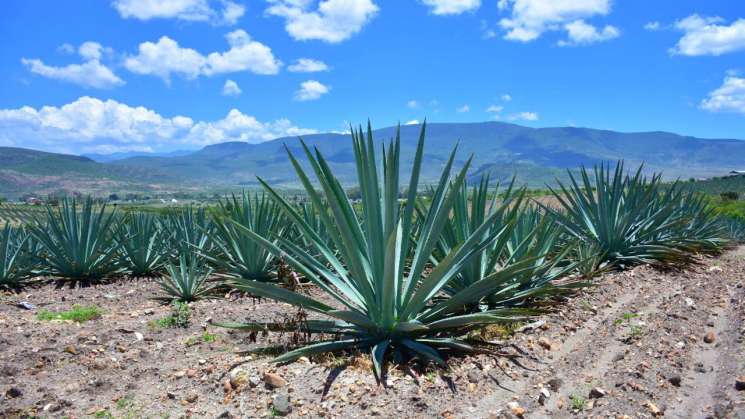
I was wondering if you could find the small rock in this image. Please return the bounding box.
[538,388,550,405]
[263,372,287,389]
[134,332,144,341]
[63,345,77,355]
[506,401,525,417]
[703,331,715,344]
[684,297,695,307]
[184,392,198,403]
[167,391,176,399]
[589,387,606,399]
[644,401,662,416]
[467,369,481,383]
[537,337,554,350]
[248,375,262,388]
[612,353,625,362]
[547,378,563,390]
[668,375,682,387]
[272,393,292,416]
[173,370,186,379]
[735,376,745,391]
[229,368,249,388]
[5,387,22,398]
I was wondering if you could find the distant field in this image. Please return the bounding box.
[682,174,745,196]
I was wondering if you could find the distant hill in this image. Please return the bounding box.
[83,149,195,162]
[0,147,179,197]
[1,121,744,196]
[110,121,745,188]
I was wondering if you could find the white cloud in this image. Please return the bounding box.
[421,0,480,16]
[288,58,330,72]
[486,104,504,113]
[294,80,330,101]
[497,0,616,44]
[0,96,316,153]
[407,100,420,109]
[57,43,75,54]
[222,79,242,96]
[456,104,470,113]
[700,76,745,115]
[266,0,379,43]
[558,20,619,46]
[644,21,661,31]
[405,119,420,125]
[500,93,512,102]
[124,30,281,83]
[671,15,745,56]
[507,111,539,121]
[112,0,245,25]
[21,42,123,89]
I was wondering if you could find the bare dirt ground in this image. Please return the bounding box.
[1,248,744,419]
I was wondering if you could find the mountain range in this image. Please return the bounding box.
[1,121,744,198]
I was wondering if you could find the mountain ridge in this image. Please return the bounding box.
[1,121,743,197]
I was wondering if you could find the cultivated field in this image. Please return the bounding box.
[1,125,744,418]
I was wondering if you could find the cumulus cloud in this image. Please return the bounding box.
[124,30,281,83]
[21,42,123,89]
[112,0,245,25]
[485,104,504,113]
[507,111,539,121]
[405,119,420,125]
[288,58,329,72]
[670,15,745,56]
[222,79,242,96]
[500,93,512,102]
[456,104,470,113]
[558,19,619,46]
[265,0,379,43]
[497,0,617,45]
[294,80,330,101]
[644,21,661,31]
[420,0,480,16]
[700,76,745,115]
[0,96,316,153]
[407,100,420,109]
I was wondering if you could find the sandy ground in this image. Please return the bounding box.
[1,248,744,419]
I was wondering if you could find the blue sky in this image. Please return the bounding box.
[1,0,744,154]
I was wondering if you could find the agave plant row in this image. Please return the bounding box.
[0,122,742,377]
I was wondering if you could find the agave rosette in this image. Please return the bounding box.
[216,123,541,378]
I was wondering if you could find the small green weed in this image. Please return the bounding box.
[570,393,587,411]
[37,305,102,323]
[151,300,191,328]
[184,331,218,346]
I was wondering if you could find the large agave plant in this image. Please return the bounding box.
[0,225,36,287]
[115,213,168,277]
[158,255,215,302]
[431,178,579,311]
[30,198,121,281]
[546,162,728,268]
[208,192,285,281]
[217,123,542,379]
[162,206,212,265]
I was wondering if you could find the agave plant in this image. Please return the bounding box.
[158,255,216,302]
[115,213,168,277]
[30,198,121,281]
[0,225,36,287]
[217,123,543,379]
[208,192,285,281]
[162,206,212,265]
[430,177,579,312]
[544,162,718,268]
